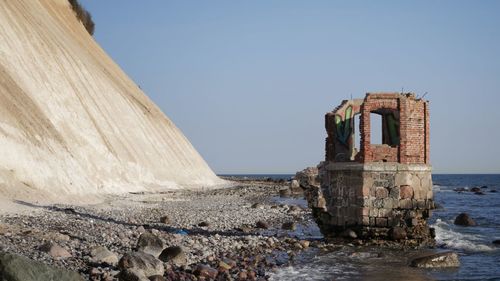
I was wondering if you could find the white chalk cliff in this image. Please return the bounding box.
[0,0,223,199]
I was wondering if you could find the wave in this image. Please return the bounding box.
[432,219,495,252]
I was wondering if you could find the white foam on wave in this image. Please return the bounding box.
[268,254,359,281]
[433,219,495,252]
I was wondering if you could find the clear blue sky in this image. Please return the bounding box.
[80,0,500,174]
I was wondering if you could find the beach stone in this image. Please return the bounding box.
[0,252,84,281]
[474,191,485,195]
[136,233,164,257]
[279,188,291,197]
[118,252,164,277]
[410,251,460,268]
[340,229,357,239]
[218,261,232,271]
[290,179,301,193]
[454,213,476,226]
[159,216,170,224]
[148,275,165,281]
[118,268,150,281]
[256,221,269,229]
[288,205,302,212]
[481,185,488,189]
[238,271,248,280]
[193,264,218,279]
[39,242,71,258]
[158,246,187,267]
[490,190,497,193]
[492,240,500,245]
[281,221,296,230]
[90,246,119,265]
[198,221,210,227]
[299,240,310,248]
[251,203,264,209]
[388,227,407,240]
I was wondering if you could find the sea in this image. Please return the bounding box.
[222,174,500,281]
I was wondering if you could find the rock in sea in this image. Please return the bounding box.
[454,213,476,226]
[410,251,460,268]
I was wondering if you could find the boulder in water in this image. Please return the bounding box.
[410,251,460,268]
[492,240,500,245]
[454,213,476,226]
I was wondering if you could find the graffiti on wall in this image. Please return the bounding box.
[334,105,353,146]
[386,113,400,145]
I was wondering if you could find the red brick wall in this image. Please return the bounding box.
[326,93,430,165]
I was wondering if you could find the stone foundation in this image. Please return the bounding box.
[307,162,434,244]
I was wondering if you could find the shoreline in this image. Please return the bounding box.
[0,178,453,280]
[0,180,320,280]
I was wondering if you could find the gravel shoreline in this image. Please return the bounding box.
[0,180,322,280]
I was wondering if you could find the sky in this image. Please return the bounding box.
[80,0,500,174]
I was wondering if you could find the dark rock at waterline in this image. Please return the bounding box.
[281,221,296,231]
[481,185,488,189]
[490,189,498,193]
[256,221,269,229]
[0,252,84,281]
[492,240,500,245]
[454,213,476,226]
[389,226,407,240]
[474,191,485,195]
[410,251,460,268]
[433,202,443,209]
[279,188,291,197]
[470,187,481,192]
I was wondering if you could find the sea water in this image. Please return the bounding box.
[227,174,500,280]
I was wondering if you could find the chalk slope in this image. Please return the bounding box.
[0,0,222,198]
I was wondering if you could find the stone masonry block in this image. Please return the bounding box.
[400,185,414,199]
[395,172,413,186]
[399,199,413,209]
[375,187,389,199]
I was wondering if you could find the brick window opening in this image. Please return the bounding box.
[370,109,400,147]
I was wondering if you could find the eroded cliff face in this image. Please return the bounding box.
[0,0,223,198]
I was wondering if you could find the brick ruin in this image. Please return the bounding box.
[305,93,435,244]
